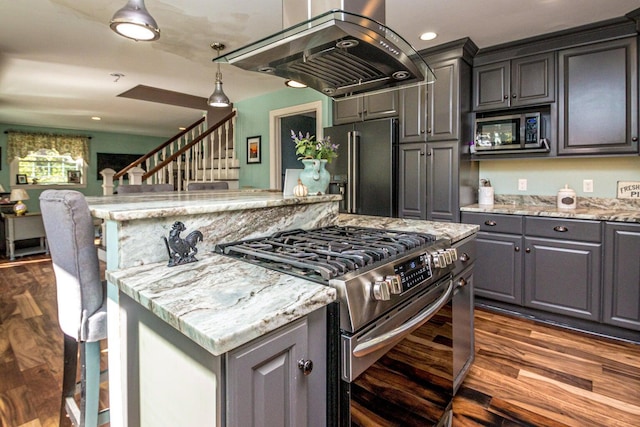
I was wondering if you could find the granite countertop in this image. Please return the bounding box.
[106,215,479,356]
[461,195,640,223]
[86,189,341,221]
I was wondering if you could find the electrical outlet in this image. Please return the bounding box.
[583,179,594,193]
[518,178,527,191]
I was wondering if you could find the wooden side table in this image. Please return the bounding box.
[1,212,49,260]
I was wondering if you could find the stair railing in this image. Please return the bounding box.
[142,110,236,191]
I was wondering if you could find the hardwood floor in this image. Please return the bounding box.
[0,254,638,426]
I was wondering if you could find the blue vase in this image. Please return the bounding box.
[299,159,330,195]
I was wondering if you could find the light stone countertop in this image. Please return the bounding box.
[106,214,479,356]
[460,195,640,224]
[86,189,341,221]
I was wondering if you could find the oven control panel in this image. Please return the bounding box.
[394,253,433,292]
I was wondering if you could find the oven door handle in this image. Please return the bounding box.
[352,279,453,358]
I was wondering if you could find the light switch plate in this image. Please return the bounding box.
[583,179,594,193]
[518,178,527,191]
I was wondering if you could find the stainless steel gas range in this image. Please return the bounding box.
[215,225,474,426]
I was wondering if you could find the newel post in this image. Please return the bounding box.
[100,168,116,195]
[128,167,145,185]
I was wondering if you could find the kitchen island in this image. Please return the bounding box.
[88,190,478,426]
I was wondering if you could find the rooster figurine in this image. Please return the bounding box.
[163,221,204,267]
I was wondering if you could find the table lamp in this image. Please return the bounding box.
[10,188,29,215]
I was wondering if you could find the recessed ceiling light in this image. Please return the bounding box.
[420,32,437,41]
[91,116,101,121]
[178,127,186,130]
[285,80,307,88]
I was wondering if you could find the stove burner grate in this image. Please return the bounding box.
[214,226,436,283]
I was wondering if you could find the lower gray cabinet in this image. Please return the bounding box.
[523,217,602,321]
[603,222,640,331]
[226,309,327,427]
[461,213,523,304]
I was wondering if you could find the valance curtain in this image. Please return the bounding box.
[7,131,89,162]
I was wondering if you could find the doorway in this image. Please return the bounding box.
[268,101,324,190]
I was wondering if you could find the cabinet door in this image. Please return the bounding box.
[603,223,640,331]
[428,59,459,141]
[452,266,474,393]
[473,60,510,111]
[524,237,601,321]
[511,52,555,107]
[427,141,458,222]
[398,143,427,219]
[333,97,361,125]
[227,318,309,427]
[399,85,427,142]
[558,37,639,155]
[363,90,398,120]
[473,231,523,304]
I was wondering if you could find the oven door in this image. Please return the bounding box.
[339,276,454,426]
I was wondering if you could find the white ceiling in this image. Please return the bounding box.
[0,0,638,138]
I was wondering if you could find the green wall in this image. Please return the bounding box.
[0,123,164,212]
[234,88,331,189]
[479,156,640,198]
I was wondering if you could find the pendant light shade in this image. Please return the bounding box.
[110,0,160,41]
[208,43,231,108]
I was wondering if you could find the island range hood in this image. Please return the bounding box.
[214,0,434,98]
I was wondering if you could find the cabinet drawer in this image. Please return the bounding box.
[525,217,601,242]
[461,212,523,234]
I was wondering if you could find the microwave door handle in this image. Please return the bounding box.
[351,279,453,358]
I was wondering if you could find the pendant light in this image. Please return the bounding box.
[208,43,231,108]
[110,0,160,41]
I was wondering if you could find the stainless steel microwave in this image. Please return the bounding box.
[473,112,546,152]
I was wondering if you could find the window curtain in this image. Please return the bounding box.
[6,131,89,162]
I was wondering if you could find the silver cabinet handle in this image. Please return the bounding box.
[297,359,313,375]
[553,226,568,232]
[457,278,468,288]
[484,220,497,226]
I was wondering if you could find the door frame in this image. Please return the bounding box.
[269,101,323,190]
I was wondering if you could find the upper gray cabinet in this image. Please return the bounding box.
[333,91,398,125]
[473,52,556,111]
[428,59,461,141]
[399,85,427,142]
[557,37,639,155]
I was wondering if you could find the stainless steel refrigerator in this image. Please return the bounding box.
[324,118,398,217]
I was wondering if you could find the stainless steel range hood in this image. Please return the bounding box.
[214,1,434,98]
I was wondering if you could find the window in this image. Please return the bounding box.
[17,149,83,185]
[7,131,89,187]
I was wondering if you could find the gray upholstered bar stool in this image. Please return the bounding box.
[40,190,109,427]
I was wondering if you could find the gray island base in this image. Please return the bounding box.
[89,190,478,426]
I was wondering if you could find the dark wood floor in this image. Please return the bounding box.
[0,254,638,426]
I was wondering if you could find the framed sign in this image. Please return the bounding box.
[68,170,81,184]
[617,181,640,199]
[16,174,28,184]
[247,136,261,164]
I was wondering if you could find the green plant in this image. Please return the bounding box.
[291,130,339,163]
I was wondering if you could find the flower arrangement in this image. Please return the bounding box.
[291,130,339,163]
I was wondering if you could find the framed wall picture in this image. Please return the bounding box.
[16,174,28,185]
[67,170,81,184]
[247,136,261,164]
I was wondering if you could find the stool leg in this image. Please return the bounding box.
[81,341,102,427]
[60,335,78,426]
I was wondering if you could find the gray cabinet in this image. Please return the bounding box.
[461,212,523,304]
[398,141,459,221]
[427,141,459,222]
[333,91,398,125]
[399,85,427,142]
[226,309,327,427]
[603,222,640,331]
[557,37,638,155]
[398,143,427,219]
[524,217,602,322]
[473,52,555,111]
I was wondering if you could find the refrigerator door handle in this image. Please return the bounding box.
[348,131,359,214]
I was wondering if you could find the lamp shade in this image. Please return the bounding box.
[10,188,29,202]
[110,0,160,41]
